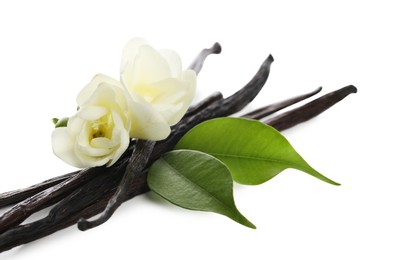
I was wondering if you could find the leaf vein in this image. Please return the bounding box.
[160,158,238,216]
[209,152,307,170]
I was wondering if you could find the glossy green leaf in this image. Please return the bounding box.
[176,117,339,186]
[147,150,256,229]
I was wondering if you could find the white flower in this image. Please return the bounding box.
[52,39,196,168]
[120,38,197,140]
[52,74,132,168]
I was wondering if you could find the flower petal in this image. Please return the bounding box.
[159,49,182,77]
[120,38,148,74]
[77,74,122,106]
[76,153,111,168]
[90,137,115,149]
[76,143,112,157]
[53,72,133,168]
[51,127,84,168]
[77,106,108,120]
[121,45,172,91]
[128,98,171,140]
[149,70,196,125]
[132,78,184,104]
[107,123,130,166]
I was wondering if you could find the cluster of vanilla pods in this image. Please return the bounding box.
[0,43,356,252]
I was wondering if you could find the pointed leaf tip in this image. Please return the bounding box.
[176,118,339,186]
[147,150,256,229]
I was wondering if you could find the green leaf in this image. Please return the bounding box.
[52,117,69,128]
[175,117,339,186]
[147,150,256,229]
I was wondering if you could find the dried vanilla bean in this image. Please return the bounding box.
[0,162,127,252]
[0,139,149,252]
[0,171,78,208]
[0,53,274,251]
[79,54,274,230]
[0,93,222,211]
[0,45,358,253]
[152,54,274,160]
[0,43,222,211]
[185,91,223,117]
[265,85,357,131]
[218,54,274,116]
[0,167,103,234]
[78,140,155,231]
[188,42,222,74]
[242,87,322,120]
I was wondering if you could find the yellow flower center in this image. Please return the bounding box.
[91,123,107,138]
[89,115,114,140]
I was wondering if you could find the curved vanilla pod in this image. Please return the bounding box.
[188,42,222,74]
[265,85,357,131]
[243,87,322,120]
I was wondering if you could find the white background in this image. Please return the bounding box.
[0,0,392,259]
